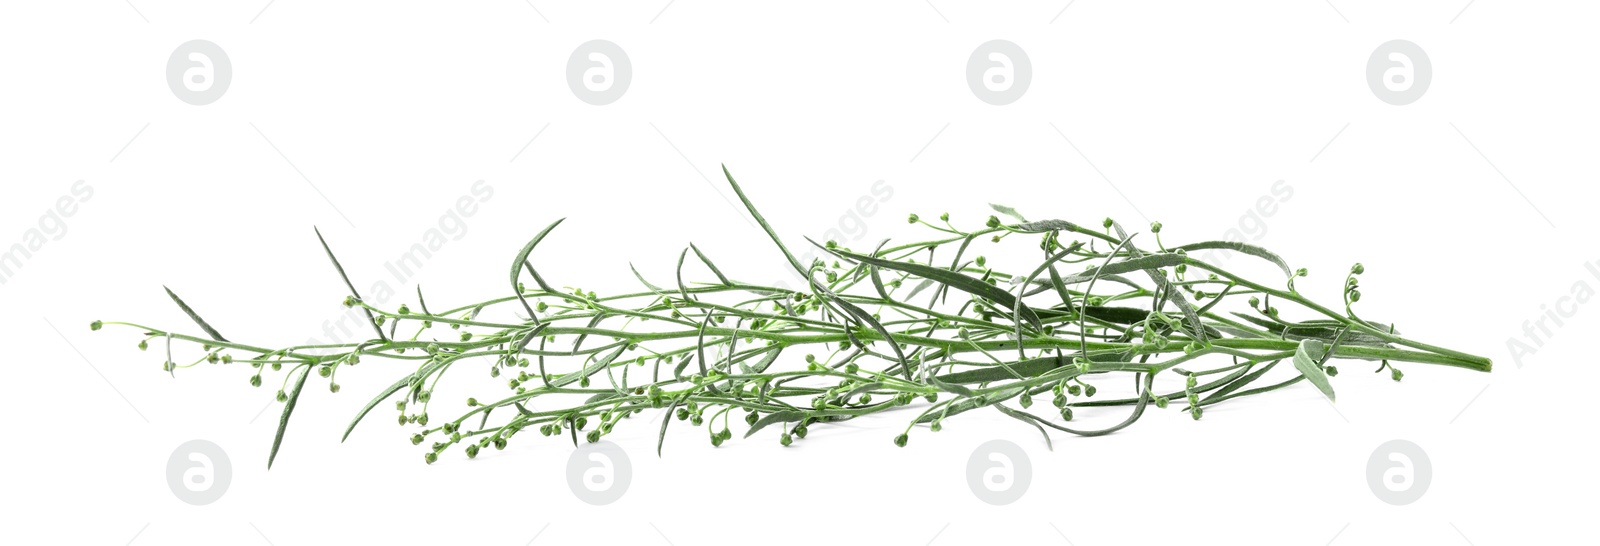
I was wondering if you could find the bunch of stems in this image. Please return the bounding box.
[96,167,1491,467]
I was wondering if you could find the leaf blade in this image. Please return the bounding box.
[1292,339,1337,402]
[162,286,227,342]
[269,364,313,469]
[509,218,567,319]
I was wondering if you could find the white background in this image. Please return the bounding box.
[3,2,1597,545]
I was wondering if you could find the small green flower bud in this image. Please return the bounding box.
[138,340,148,351]
[1150,221,1162,234]
[586,430,601,443]
[893,434,908,447]
[416,413,429,426]
[1019,392,1033,409]
[1083,384,1097,397]
[1351,263,1365,275]
[746,411,759,425]
[1326,365,1340,377]
[1060,407,1074,421]
[276,390,288,402]
[1102,217,1114,228]
[1349,290,1362,302]
[424,452,437,464]
[907,213,919,224]
[317,366,332,378]
[90,320,103,331]
[329,383,340,393]
[493,437,507,450]
[794,425,808,439]
[1296,267,1308,277]
[466,397,478,407]
[1248,296,1261,308]
[1390,367,1404,382]
[780,433,793,447]
[465,444,479,458]
[986,215,1000,228]
[1154,396,1169,409]
[249,375,262,387]
[1190,406,1204,420]
[410,434,423,445]
[975,256,987,268]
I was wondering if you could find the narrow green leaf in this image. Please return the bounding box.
[1202,360,1279,403]
[1174,240,1293,281]
[162,286,227,342]
[313,227,387,341]
[689,243,733,286]
[1292,339,1336,402]
[585,391,621,405]
[1053,253,1187,285]
[936,355,1065,384]
[269,364,313,469]
[990,203,1028,223]
[415,285,432,316]
[928,375,975,396]
[904,278,936,300]
[628,262,671,296]
[571,313,605,355]
[1013,219,1090,234]
[509,218,566,319]
[994,404,1053,451]
[1112,223,1207,342]
[832,297,914,381]
[676,248,694,301]
[720,165,809,278]
[821,245,1042,330]
[342,372,416,442]
[742,409,804,439]
[658,391,693,455]
[512,323,551,355]
[746,344,784,374]
[936,234,979,306]
[1081,305,1153,324]
[867,239,892,301]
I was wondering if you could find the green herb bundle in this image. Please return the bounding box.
[95,167,1491,467]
